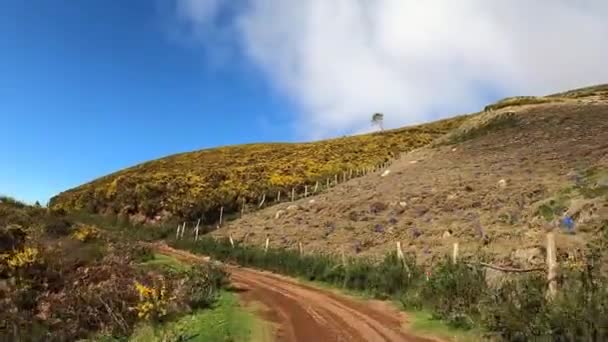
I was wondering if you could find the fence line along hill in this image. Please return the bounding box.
[49,115,469,222]
[213,85,608,265]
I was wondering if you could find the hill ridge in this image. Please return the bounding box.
[50,84,608,229]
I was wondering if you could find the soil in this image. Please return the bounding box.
[214,101,608,267]
[153,243,436,342]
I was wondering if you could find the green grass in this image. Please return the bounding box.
[140,253,190,272]
[131,252,271,342]
[407,310,484,342]
[129,291,271,342]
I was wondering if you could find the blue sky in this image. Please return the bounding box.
[0,1,295,204]
[2,1,607,204]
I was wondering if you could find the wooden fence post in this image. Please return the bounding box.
[277,191,281,202]
[298,242,303,256]
[180,222,186,239]
[258,193,266,208]
[349,169,353,179]
[396,241,411,278]
[452,242,459,264]
[194,219,200,241]
[264,237,270,253]
[304,185,308,197]
[241,198,245,218]
[219,207,224,226]
[326,178,330,188]
[396,241,405,261]
[229,234,235,248]
[335,174,338,185]
[291,188,295,202]
[314,181,319,193]
[546,232,558,299]
[176,224,181,239]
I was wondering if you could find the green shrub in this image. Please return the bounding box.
[480,275,550,340]
[182,263,229,309]
[400,286,425,310]
[421,260,486,328]
[44,216,73,237]
[0,226,27,252]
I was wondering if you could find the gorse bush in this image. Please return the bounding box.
[49,115,469,221]
[134,278,172,321]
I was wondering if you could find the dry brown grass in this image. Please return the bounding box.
[216,102,608,265]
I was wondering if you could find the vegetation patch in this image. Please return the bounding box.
[439,110,520,145]
[484,96,565,112]
[49,116,469,222]
[0,201,228,341]
[129,291,269,342]
[173,228,608,340]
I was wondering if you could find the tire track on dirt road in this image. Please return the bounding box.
[152,243,437,342]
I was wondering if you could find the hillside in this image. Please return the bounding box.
[49,116,469,222]
[50,84,608,232]
[213,88,608,266]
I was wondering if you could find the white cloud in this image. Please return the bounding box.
[173,0,608,138]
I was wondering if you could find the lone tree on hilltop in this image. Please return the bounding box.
[371,113,384,131]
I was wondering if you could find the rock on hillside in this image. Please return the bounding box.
[214,100,608,266]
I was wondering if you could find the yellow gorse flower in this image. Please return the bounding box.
[0,247,39,269]
[133,280,170,320]
[71,224,99,242]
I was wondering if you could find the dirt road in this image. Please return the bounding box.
[153,243,435,342]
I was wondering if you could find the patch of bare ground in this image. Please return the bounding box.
[214,101,608,267]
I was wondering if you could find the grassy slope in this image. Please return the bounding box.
[48,116,469,221]
[48,84,608,224]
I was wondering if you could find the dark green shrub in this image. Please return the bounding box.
[130,244,155,263]
[545,267,608,341]
[44,216,73,237]
[182,263,228,309]
[400,286,425,310]
[0,226,27,252]
[480,275,550,340]
[421,260,487,328]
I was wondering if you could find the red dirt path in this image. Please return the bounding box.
[152,243,437,342]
